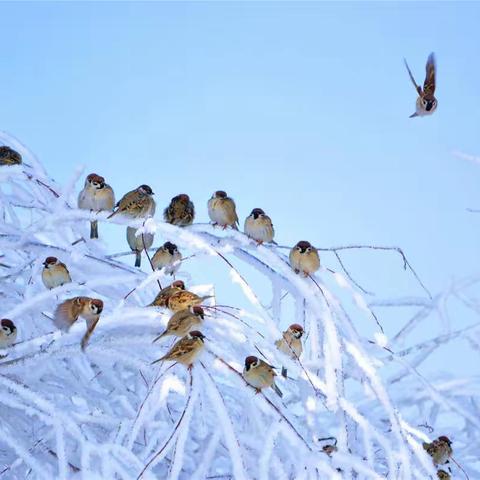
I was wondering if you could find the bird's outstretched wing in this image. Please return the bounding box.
[423,52,436,99]
[404,58,422,95]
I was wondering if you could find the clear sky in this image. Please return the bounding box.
[1,1,479,301]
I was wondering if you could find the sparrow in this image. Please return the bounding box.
[151,241,182,275]
[275,323,304,360]
[166,290,212,313]
[153,306,204,342]
[107,185,155,219]
[244,208,275,244]
[322,444,338,457]
[78,173,115,239]
[0,146,22,166]
[126,226,154,268]
[148,280,186,307]
[41,257,72,289]
[53,297,103,350]
[0,319,17,348]
[437,471,450,480]
[208,190,239,229]
[163,194,195,226]
[404,52,437,118]
[289,241,320,277]
[423,436,453,465]
[152,330,205,369]
[243,356,283,397]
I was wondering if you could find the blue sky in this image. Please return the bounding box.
[1,1,479,303]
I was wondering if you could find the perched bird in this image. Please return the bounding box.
[153,306,205,342]
[0,319,17,348]
[164,194,195,226]
[275,323,304,360]
[166,289,212,313]
[0,146,22,166]
[404,52,437,118]
[437,471,450,480]
[108,184,155,219]
[289,241,320,277]
[78,173,115,239]
[208,190,239,229]
[126,226,154,268]
[423,436,453,465]
[152,330,205,369]
[149,280,186,307]
[41,257,72,289]
[53,297,104,350]
[244,208,274,244]
[243,356,283,397]
[151,241,182,275]
[322,444,338,457]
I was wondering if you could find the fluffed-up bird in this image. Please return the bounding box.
[166,289,212,313]
[423,436,453,465]
[275,323,304,360]
[53,297,104,350]
[289,241,320,277]
[151,241,182,275]
[78,173,115,239]
[0,146,22,165]
[107,184,155,219]
[164,194,195,226]
[208,190,239,229]
[41,257,72,289]
[404,52,437,118]
[153,306,205,342]
[244,208,275,244]
[0,319,17,348]
[149,280,186,307]
[243,355,283,397]
[152,330,206,369]
[126,226,154,268]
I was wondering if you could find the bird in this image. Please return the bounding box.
[78,173,115,239]
[41,256,72,289]
[0,319,17,348]
[152,330,206,369]
[107,185,155,219]
[208,190,239,229]
[404,52,437,118]
[148,280,186,307]
[153,306,205,343]
[0,146,22,166]
[244,208,274,244]
[423,436,453,465]
[322,444,338,457]
[275,323,304,360]
[437,470,450,480]
[166,289,213,313]
[163,194,195,226]
[243,356,283,397]
[126,226,154,268]
[53,297,104,350]
[289,241,320,277]
[151,241,182,275]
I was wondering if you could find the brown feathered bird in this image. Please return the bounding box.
[107,184,155,219]
[208,190,239,229]
[53,297,103,350]
[243,356,283,397]
[152,330,205,369]
[148,280,186,308]
[289,241,320,277]
[164,194,195,226]
[0,319,17,348]
[41,257,72,289]
[166,289,212,313]
[423,436,453,465]
[0,146,22,165]
[153,306,205,342]
[151,241,182,275]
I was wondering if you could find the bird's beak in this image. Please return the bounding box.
[409,112,418,118]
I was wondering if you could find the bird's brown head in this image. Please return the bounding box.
[215,190,227,199]
[43,256,58,267]
[438,436,451,445]
[1,319,16,335]
[192,306,204,319]
[163,241,178,255]
[90,299,104,314]
[296,241,312,253]
[251,208,265,220]
[139,185,154,195]
[87,173,105,188]
[174,193,190,203]
[289,323,304,338]
[189,330,205,341]
[245,355,259,370]
[172,280,185,290]
[0,146,22,164]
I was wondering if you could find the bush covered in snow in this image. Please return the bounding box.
[0,131,478,479]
